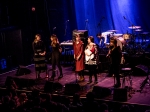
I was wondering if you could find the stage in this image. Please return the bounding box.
[0,64,150,106]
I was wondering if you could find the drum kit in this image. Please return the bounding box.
[98,26,150,53]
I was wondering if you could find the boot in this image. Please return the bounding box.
[58,73,63,80]
[50,72,55,81]
[94,75,98,84]
[45,71,48,78]
[87,76,92,84]
[80,71,85,81]
[80,75,85,81]
[78,76,82,81]
[36,71,41,79]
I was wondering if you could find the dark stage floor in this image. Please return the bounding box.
[0,64,150,106]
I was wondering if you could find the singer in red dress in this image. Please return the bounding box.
[73,34,85,81]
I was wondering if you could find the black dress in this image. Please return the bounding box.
[51,43,63,78]
[109,46,122,85]
[32,40,47,74]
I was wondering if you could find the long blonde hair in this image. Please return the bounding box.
[34,34,41,43]
[51,34,59,47]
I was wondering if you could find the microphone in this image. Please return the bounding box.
[85,19,88,22]
[53,27,56,30]
[66,20,69,22]
[123,16,126,19]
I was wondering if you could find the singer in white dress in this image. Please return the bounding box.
[85,36,99,84]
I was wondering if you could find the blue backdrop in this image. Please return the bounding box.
[73,0,150,44]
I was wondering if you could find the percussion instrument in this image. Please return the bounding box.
[135,29,142,32]
[101,31,113,43]
[123,34,130,40]
[128,26,141,29]
[104,43,110,48]
[107,30,117,33]
[116,37,126,51]
[105,37,125,51]
[113,34,123,38]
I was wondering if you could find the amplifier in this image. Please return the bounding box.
[72,30,88,37]
[72,30,88,44]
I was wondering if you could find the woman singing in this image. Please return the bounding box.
[107,38,122,88]
[73,34,85,81]
[32,34,47,79]
[50,34,63,80]
[85,36,98,84]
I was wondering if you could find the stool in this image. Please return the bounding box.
[47,68,59,80]
[121,68,132,88]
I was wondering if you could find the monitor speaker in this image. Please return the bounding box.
[113,88,127,102]
[64,83,81,95]
[92,86,112,98]
[16,65,31,76]
[44,81,63,93]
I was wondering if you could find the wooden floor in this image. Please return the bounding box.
[0,64,150,106]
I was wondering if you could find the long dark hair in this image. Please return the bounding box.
[50,34,59,47]
[88,36,94,43]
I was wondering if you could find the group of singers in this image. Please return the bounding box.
[32,33,122,88]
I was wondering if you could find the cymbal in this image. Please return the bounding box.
[113,34,123,37]
[107,30,117,32]
[135,29,142,31]
[128,26,141,29]
[141,32,150,35]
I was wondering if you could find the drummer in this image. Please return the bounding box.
[97,31,113,48]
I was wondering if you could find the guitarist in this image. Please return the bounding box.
[85,36,99,84]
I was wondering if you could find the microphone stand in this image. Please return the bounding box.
[97,17,104,35]
[53,27,56,34]
[64,20,69,36]
[97,17,105,48]
[85,20,88,30]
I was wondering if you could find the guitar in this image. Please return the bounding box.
[85,49,94,61]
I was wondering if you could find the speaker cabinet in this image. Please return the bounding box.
[113,88,127,102]
[44,81,63,93]
[16,65,31,76]
[92,86,112,99]
[64,83,80,95]
[72,30,88,46]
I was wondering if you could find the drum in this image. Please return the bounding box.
[116,37,126,50]
[101,32,113,43]
[104,43,110,48]
[123,34,130,40]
